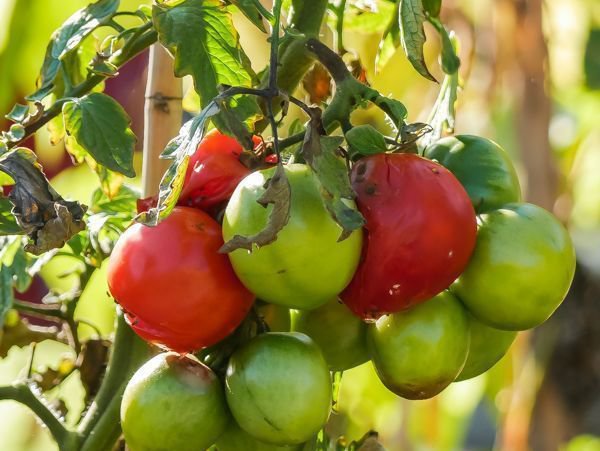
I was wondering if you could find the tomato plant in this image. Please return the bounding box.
[0,0,577,449]
[107,207,254,352]
[341,153,477,320]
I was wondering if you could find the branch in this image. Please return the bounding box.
[0,383,80,449]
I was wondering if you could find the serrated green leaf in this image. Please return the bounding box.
[346,125,387,156]
[229,0,267,32]
[372,96,408,130]
[375,2,400,71]
[26,0,119,101]
[153,0,255,107]
[63,93,136,177]
[6,104,30,123]
[90,184,139,215]
[138,101,220,226]
[400,0,436,82]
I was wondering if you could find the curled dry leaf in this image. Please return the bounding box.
[0,149,86,255]
[219,162,291,253]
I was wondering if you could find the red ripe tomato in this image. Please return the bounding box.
[341,153,477,320]
[107,207,254,352]
[136,130,260,215]
[178,129,259,210]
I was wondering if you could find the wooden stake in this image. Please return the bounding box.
[141,44,183,197]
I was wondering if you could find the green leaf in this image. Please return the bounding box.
[429,17,460,75]
[63,92,136,177]
[90,184,139,215]
[301,113,365,240]
[422,70,459,147]
[346,125,388,156]
[0,198,23,236]
[153,0,255,107]
[343,1,396,34]
[6,104,30,124]
[138,101,220,226]
[400,0,436,82]
[229,0,267,32]
[375,2,400,71]
[26,0,119,101]
[372,96,408,130]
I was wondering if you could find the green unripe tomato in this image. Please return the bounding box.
[456,314,517,381]
[225,332,332,445]
[453,203,575,330]
[121,352,229,451]
[367,291,470,400]
[258,302,291,332]
[291,298,369,371]
[216,421,303,451]
[223,164,362,310]
[424,135,521,213]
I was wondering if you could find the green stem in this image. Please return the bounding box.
[335,0,347,54]
[10,23,157,149]
[77,310,149,450]
[0,384,80,449]
[255,0,328,130]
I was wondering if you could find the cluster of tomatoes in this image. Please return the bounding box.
[107,131,575,450]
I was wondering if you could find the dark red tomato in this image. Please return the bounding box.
[341,153,477,320]
[178,130,259,210]
[107,207,254,352]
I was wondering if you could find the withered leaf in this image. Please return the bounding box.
[220,163,291,253]
[0,148,86,254]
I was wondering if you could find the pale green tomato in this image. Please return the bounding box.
[222,164,362,310]
[368,291,470,400]
[291,298,369,371]
[453,203,575,330]
[121,352,228,451]
[225,332,331,445]
[456,314,517,381]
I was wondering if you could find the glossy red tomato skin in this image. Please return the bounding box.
[179,130,257,210]
[107,207,254,352]
[341,153,477,320]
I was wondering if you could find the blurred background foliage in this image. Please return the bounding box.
[1,0,600,450]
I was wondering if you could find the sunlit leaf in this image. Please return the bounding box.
[63,92,136,177]
[26,0,119,101]
[400,0,436,82]
[346,124,387,156]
